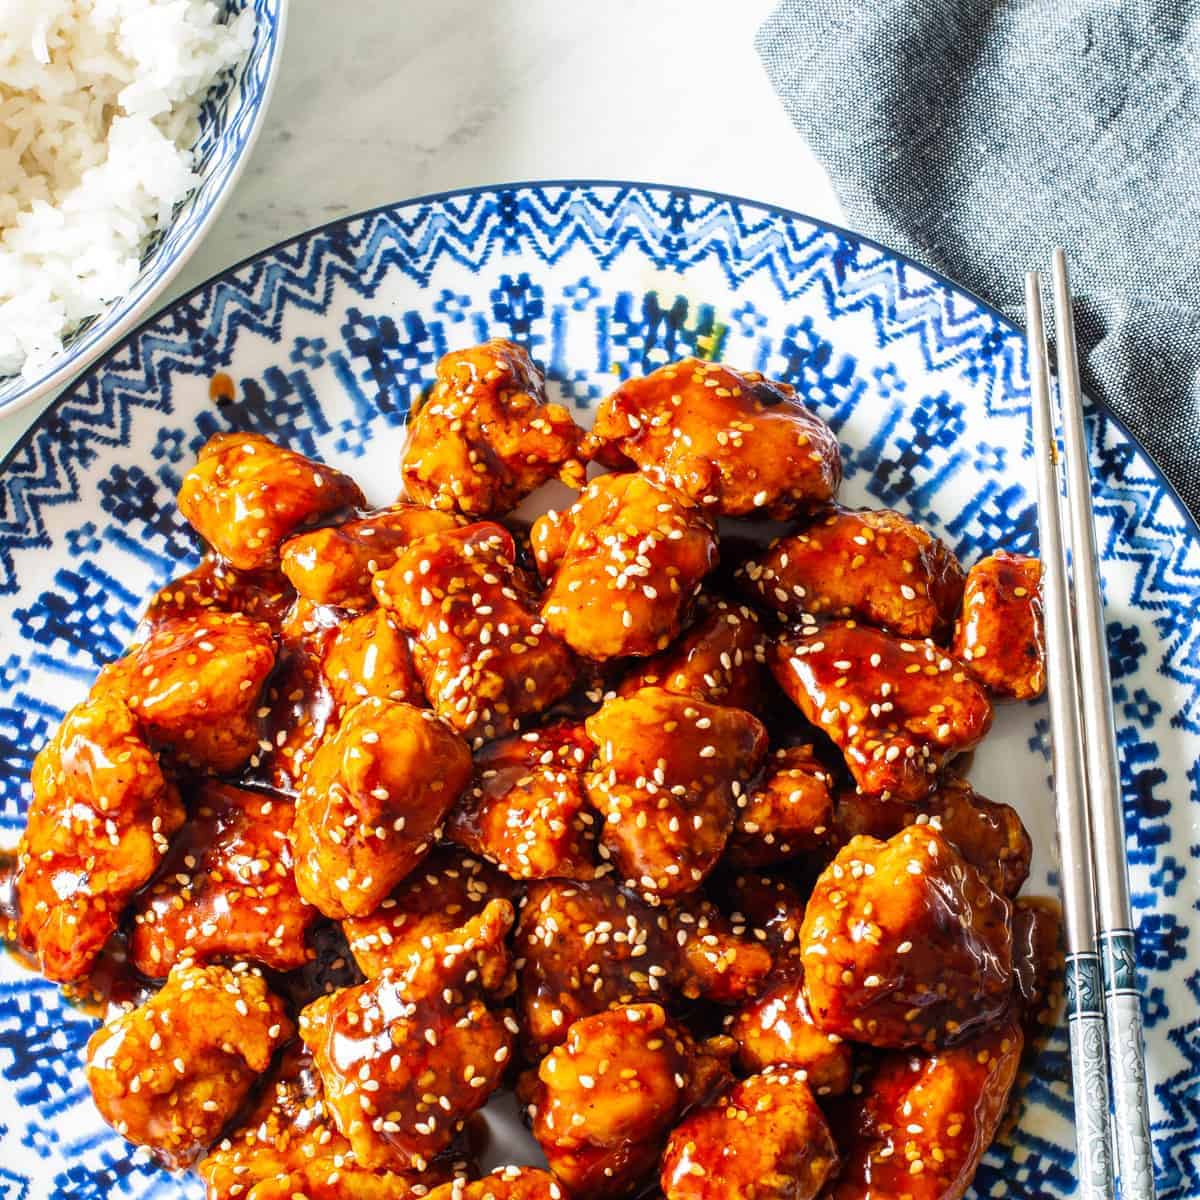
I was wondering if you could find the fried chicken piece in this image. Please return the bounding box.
[15,694,184,981]
[533,472,718,661]
[952,551,1046,701]
[375,522,576,745]
[198,1042,463,1200]
[829,1020,1023,1200]
[740,507,965,640]
[178,432,365,571]
[617,599,770,712]
[670,895,775,1005]
[528,1003,733,1199]
[280,503,464,611]
[85,961,292,1170]
[514,878,772,1055]
[250,630,336,794]
[660,1069,839,1200]
[129,781,315,976]
[140,556,295,637]
[342,846,518,979]
[290,698,472,918]
[833,776,1031,898]
[514,878,676,1054]
[300,900,516,1172]
[770,621,993,803]
[582,359,840,518]
[320,608,425,710]
[721,873,853,1092]
[426,1167,567,1200]
[800,826,1013,1049]
[584,687,767,897]
[729,744,835,867]
[401,339,585,516]
[729,971,853,1093]
[97,611,277,773]
[447,721,598,879]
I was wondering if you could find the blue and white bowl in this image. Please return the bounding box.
[0,182,1197,1198]
[0,0,287,419]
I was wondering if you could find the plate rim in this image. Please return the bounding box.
[4,175,1194,544]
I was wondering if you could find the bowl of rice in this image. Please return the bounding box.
[0,0,286,415]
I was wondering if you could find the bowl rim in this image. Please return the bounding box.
[0,0,290,421]
[2,176,1192,543]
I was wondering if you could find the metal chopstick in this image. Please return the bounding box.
[1051,249,1156,1200]
[1025,271,1116,1200]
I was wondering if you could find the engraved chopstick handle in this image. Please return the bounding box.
[1099,930,1155,1199]
[1066,952,1116,1200]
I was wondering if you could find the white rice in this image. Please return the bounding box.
[0,0,253,379]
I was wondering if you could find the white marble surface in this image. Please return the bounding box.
[0,0,841,453]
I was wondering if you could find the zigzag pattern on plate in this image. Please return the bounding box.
[2,186,1195,732]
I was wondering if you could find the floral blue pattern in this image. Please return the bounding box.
[0,182,1197,1197]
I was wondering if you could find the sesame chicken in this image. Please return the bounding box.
[527,1003,733,1199]
[514,878,677,1055]
[952,551,1046,701]
[425,1166,568,1200]
[532,472,718,661]
[139,555,295,637]
[16,693,185,981]
[800,826,1013,1049]
[129,781,316,976]
[513,878,772,1056]
[249,621,336,794]
[290,697,472,918]
[96,610,277,774]
[198,1042,464,1200]
[401,339,586,516]
[833,776,1032,899]
[342,846,518,979]
[660,1068,839,1200]
[374,522,577,745]
[584,687,767,898]
[178,432,365,571]
[617,598,771,712]
[721,873,853,1092]
[829,1019,1023,1200]
[770,621,992,803]
[669,895,774,1005]
[729,971,854,1093]
[13,349,1059,1194]
[85,961,292,1170]
[300,900,516,1172]
[448,720,599,879]
[740,506,965,641]
[281,502,464,610]
[581,359,841,518]
[729,743,835,867]
[320,607,425,710]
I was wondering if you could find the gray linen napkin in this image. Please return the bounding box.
[757,0,1200,522]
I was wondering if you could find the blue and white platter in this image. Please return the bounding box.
[0,182,1196,1199]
